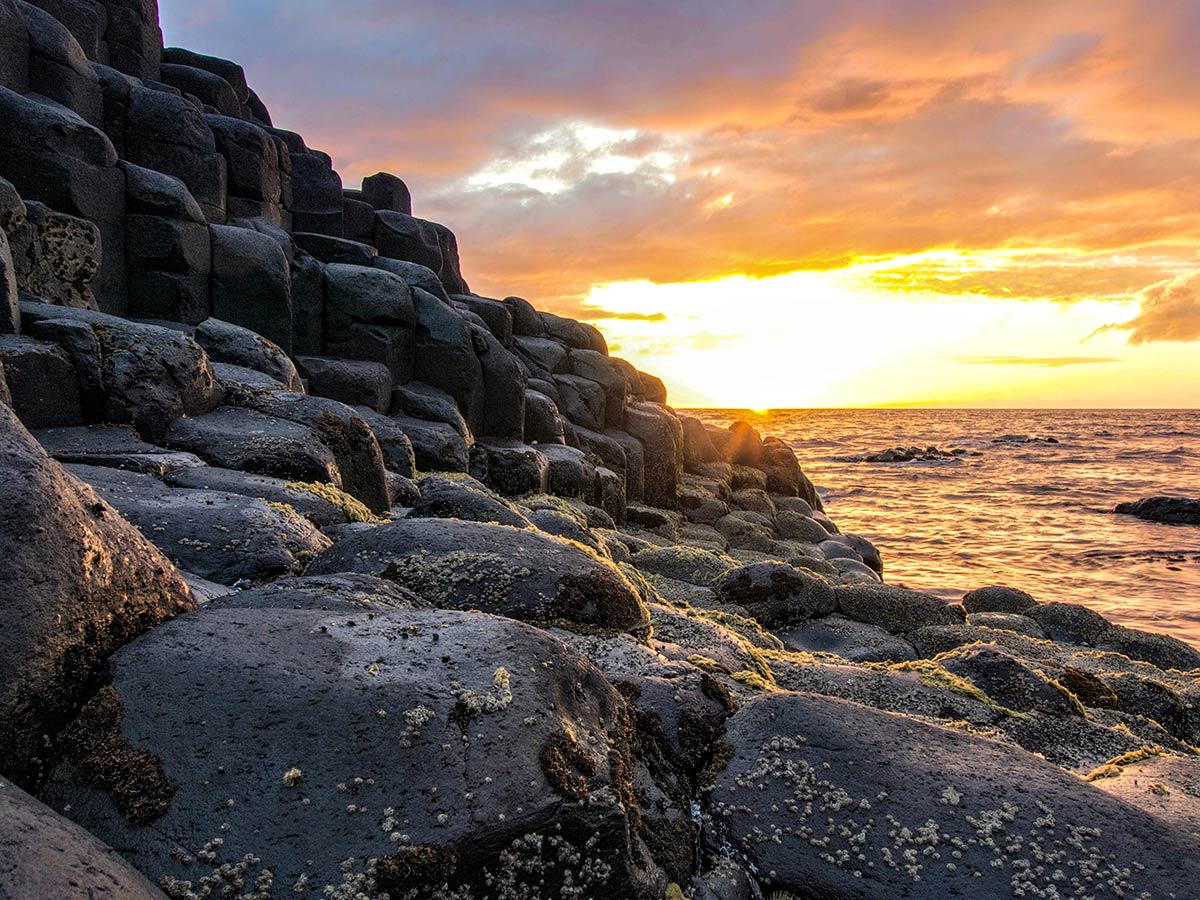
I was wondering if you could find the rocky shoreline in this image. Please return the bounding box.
[2,2,1200,898]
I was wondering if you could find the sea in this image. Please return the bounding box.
[689,409,1200,646]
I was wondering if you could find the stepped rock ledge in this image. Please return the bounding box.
[2,3,1200,898]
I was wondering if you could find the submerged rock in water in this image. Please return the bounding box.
[845,445,982,463]
[1114,495,1200,526]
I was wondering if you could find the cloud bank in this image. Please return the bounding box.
[161,0,1200,319]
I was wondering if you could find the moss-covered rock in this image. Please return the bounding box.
[714,561,837,628]
[835,583,965,634]
[307,517,650,635]
[632,545,736,587]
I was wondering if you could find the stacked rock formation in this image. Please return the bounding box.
[3,3,1200,898]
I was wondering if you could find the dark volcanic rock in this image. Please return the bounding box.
[9,199,101,309]
[0,333,84,427]
[193,317,302,391]
[351,406,418,478]
[775,614,918,662]
[411,286,484,432]
[473,440,550,496]
[209,572,425,612]
[22,301,222,440]
[209,224,294,353]
[163,405,341,486]
[230,389,391,513]
[33,423,204,476]
[42,605,661,900]
[938,645,1081,715]
[1114,496,1200,526]
[164,465,378,528]
[0,774,168,899]
[362,170,412,214]
[712,691,1200,899]
[67,463,331,585]
[307,516,650,635]
[1097,625,1200,672]
[0,403,193,787]
[323,261,416,382]
[296,355,393,412]
[961,583,1038,614]
[713,561,837,628]
[390,413,470,472]
[391,381,472,439]
[624,402,681,508]
[1026,601,1112,646]
[408,473,533,528]
[835,582,966,633]
[524,388,566,444]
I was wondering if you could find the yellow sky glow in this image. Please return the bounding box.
[584,263,1200,408]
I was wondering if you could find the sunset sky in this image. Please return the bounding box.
[163,1,1200,407]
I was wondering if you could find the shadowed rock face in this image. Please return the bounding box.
[0,774,169,899]
[41,606,664,899]
[0,402,194,789]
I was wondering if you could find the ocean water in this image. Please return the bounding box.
[689,409,1200,645]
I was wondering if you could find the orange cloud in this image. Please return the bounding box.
[1097,269,1200,343]
[163,0,1200,324]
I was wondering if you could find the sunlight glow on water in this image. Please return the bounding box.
[692,408,1200,644]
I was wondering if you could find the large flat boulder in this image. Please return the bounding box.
[42,606,662,899]
[33,423,205,476]
[307,516,650,635]
[163,405,341,485]
[0,403,193,787]
[229,389,390,513]
[711,690,1200,898]
[164,465,379,528]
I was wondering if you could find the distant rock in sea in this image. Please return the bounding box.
[844,445,982,463]
[992,433,1060,444]
[1115,496,1200,526]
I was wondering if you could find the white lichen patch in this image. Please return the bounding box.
[382,550,534,609]
[453,667,514,716]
